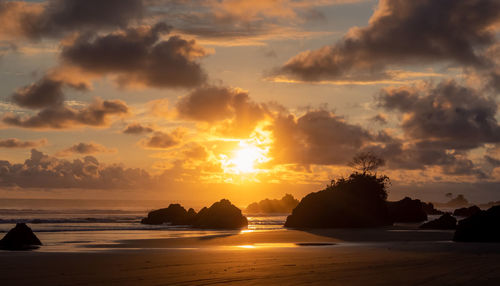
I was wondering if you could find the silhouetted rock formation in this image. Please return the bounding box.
[420,214,456,230]
[453,205,481,217]
[193,199,248,229]
[285,173,392,228]
[0,223,42,250]
[453,206,500,242]
[421,202,444,215]
[387,197,428,223]
[141,204,195,225]
[246,194,299,214]
[445,194,469,208]
[141,200,248,229]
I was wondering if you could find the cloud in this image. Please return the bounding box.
[11,77,64,109]
[0,138,47,148]
[142,129,185,149]
[2,98,129,129]
[123,123,154,134]
[56,142,116,156]
[0,149,151,189]
[276,0,500,82]
[176,86,267,136]
[270,109,372,165]
[371,113,388,125]
[148,0,364,45]
[60,23,209,88]
[0,0,143,40]
[377,80,500,149]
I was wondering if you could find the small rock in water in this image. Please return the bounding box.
[0,223,42,250]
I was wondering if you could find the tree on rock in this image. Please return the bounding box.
[349,151,385,175]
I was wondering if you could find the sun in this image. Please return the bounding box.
[232,144,262,173]
[221,140,270,175]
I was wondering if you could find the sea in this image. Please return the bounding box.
[0,198,286,252]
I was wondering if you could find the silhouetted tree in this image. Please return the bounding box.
[348,151,385,175]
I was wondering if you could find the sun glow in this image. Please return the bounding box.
[221,140,270,174]
[219,123,273,176]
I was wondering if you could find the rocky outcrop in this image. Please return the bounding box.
[141,204,195,225]
[453,206,500,242]
[285,173,392,228]
[453,205,481,217]
[141,199,248,229]
[421,202,444,215]
[246,194,299,214]
[387,197,428,223]
[420,214,456,230]
[0,223,42,250]
[192,199,248,229]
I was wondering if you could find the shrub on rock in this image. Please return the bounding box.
[285,173,392,228]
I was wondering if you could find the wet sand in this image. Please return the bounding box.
[1,228,500,285]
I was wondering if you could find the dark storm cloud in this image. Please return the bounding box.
[57,142,114,156]
[61,23,208,88]
[365,139,486,178]
[371,113,388,125]
[11,75,89,109]
[377,80,500,149]
[0,149,152,189]
[277,0,500,81]
[0,138,47,148]
[0,0,143,40]
[11,77,64,109]
[485,155,500,167]
[142,129,184,149]
[176,86,267,136]
[2,98,129,129]
[123,123,154,134]
[270,109,372,165]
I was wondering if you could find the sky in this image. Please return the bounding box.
[1,0,500,206]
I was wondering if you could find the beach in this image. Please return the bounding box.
[2,228,500,285]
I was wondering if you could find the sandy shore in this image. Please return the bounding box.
[1,228,500,285]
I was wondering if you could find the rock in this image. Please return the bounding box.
[453,206,500,242]
[420,214,457,229]
[245,194,299,214]
[192,199,248,229]
[0,223,42,250]
[285,173,392,228]
[141,204,195,225]
[445,194,469,208]
[421,202,444,215]
[453,205,481,217]
[387,197,428,223]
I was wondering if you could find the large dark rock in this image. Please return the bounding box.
[0,223,42,250]
[285,173,392,228]
[453,206,500,242]
[420,214,456,230]
[421,202,444,215]
[453,205,481,217]
[387,197,428,223]
[141,204,195,225]
[192,199,248,229]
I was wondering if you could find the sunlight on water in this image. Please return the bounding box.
[234,243,298,249]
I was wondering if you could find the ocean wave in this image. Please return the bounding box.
[0,217,142,224]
